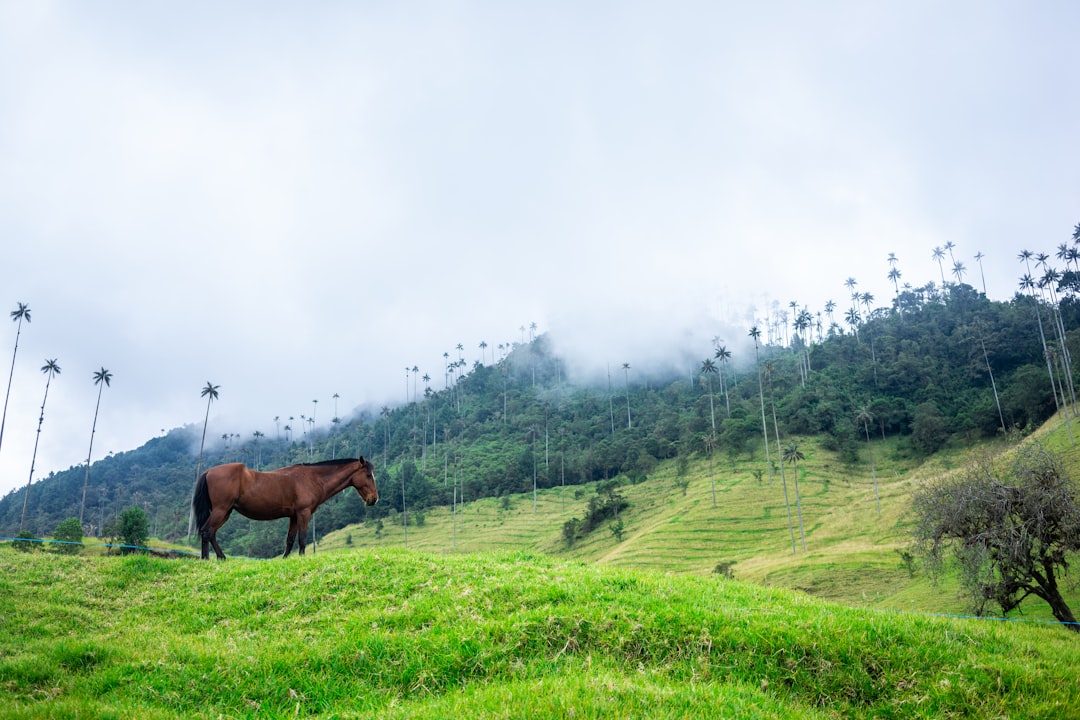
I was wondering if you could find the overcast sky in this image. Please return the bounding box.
[0,1,1077,499]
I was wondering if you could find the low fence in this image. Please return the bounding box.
[0,534,202,558]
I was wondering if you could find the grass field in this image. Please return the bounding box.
[316,422,1080,622]
[7,420,1080,718]
[2,547,1078,719]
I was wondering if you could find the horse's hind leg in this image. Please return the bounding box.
[283,516,298,558]
[296,510,311,556]
[200,508,231,560]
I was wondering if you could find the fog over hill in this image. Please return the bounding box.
[1,2,1077,496]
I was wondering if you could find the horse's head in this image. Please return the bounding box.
[350,456,379,506]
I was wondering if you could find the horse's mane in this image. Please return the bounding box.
[302,458,361,467]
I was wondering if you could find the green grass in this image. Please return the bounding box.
[319,426,1080,621]
[2,548,1079,719]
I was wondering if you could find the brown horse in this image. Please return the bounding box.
[192,457,378,559]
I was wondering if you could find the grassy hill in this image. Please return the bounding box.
[3,546,1079,719]
[313,419,1080,623]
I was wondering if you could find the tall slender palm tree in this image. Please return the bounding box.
[703,432,717,508]
[79,367,112,527]
[1019,260,1058,412]
[700,358,718,434]
[763,360,796,553]
[952,261,967,285]
[781,442,807,551]
[887,266,902,298]
[0,302,31,459]
[975,324,1006,435]
[188,382,220,544]
[932,246,947,286]
[622,363,632,428]
[856,406,881,516]
[975,251,987,294]
[943,240,957,267]
[19,358,60,532]
[714,345,733,417]
[843,277,858,318]
[195,383,220,481]
[748,326,773,484]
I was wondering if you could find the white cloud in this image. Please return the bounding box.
[0,1,1078,497]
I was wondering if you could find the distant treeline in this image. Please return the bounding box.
[1,280,1076,557]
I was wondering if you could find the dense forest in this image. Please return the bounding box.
[3,272,1080,557]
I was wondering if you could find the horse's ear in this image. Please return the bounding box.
[358,455,365,463]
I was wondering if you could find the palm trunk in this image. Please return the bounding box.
[0,316,25,457]
[80,383,105,526]
[20,373,54,533]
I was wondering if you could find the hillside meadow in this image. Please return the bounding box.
[2,547,1079,719]
[315,419,1080,622]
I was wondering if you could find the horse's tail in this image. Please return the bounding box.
[192,472,211,534]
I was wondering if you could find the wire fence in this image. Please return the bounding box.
[0,534,203,558]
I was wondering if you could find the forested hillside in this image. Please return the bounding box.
[2,279,1078,557]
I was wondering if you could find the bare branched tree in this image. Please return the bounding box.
[912,444,1080,631]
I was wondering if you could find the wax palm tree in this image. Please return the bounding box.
[887,266,902,297]
[195,382,220,482]
[932,246,947,286]
[79,367,112,527]
[1019,260,1058,412]
[703,432,717,508]
[0,302,31,460]
[843,277,858,319]
[714,345,733,417]
[975,322,1006,435]
[944,240,957,266]
[19,358,60,532]
[748,326,773,484]
[622,363,632,428]
[781,442,807,550]
[700,358,718,434]
[952,261,966,285]
[844,308,860,340]
[975,251,987,294]
[856,406,881,516]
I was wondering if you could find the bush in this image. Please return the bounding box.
[12,531,36,552]
[52,517,83,555]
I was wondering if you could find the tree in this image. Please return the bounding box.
[912,445,1080,631]
[714,345,733,417]
[196,382,219,478]
[80,367,112,527]
[188,382,220,542]
[622,362,632,428]
[20,358,60,533]
[53,517,83,554]
[700,358,718,434]
[781,442,807,551]
[932,246,947,286]
[748,326,773,484]
[0,302,30,460]
[856,406,881,516]
[116,506,150,552]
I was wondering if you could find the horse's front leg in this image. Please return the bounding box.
[283,516,298,558]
